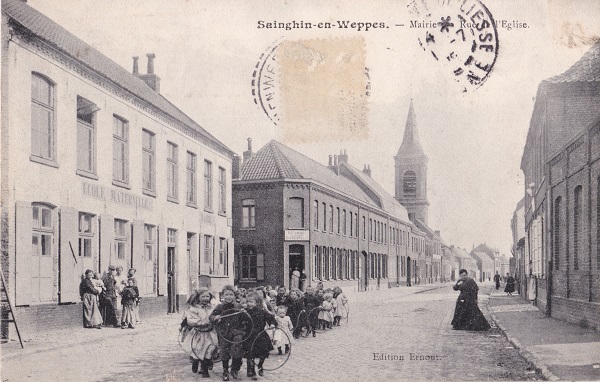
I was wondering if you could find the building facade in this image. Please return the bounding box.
[232,139,430,292]
[1,0,235,334]
[511,198,526,295]
[520,42,600,328]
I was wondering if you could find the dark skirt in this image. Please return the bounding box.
[451,299,491,331]
[244,330,273,359]
[504,282,515,293]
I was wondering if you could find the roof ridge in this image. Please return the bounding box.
[269,142,303,179]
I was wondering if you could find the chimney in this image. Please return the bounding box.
[138,53,161,93]
[338,149,348,164]
[435,230,440,236]
[363,164,371,177]
[243,138,253,162]
[232,155,241,180]
[328,155,333,166]
[132,56,139,75]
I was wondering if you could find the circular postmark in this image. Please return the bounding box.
[252,39,283,126]
[407,0,499,92]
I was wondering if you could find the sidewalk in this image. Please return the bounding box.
[486,289,600,381]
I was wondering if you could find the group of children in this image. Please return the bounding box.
[180,283,348,380]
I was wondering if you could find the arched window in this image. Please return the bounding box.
[31,73,56,161]
[403,171,417,197]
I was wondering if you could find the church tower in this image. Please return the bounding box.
[395,99,429,224]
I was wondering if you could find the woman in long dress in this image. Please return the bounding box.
[451,269,490,331]
[79,269,102,329]
[504,273,516,296]
[290,267,300,290]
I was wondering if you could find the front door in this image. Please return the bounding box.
[167,246,176,313]
[361,251,368,291]
[407,256,412,286]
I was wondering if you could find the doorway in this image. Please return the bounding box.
[289,244,304,289]
[362,251,368,291]
[167,246,176,313]
[406,256,412,286]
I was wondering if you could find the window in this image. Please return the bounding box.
[31,204,54,302]
[337,249,343,279]
[288,197,304,228]
[218,238,228,276]
[343,210,347,235]
[144,225,155,261]
[167,142,178,200]
[32,205,53,257]
[314,246,320,280]
[369,219,373,241]
[31,74,55,161]
[77,97,97,174]
[337,207,340,234]
[355,213,359,237]
[322,202,327,231]
[554,196,561,270]
[219,167,226,213]
[242,199,256,228]
[322,247,328,280]
[329,247,335,279]
[186,152,197,205]
[203,235,213,266]
[142,130,156,193]
[240,246,263,281]
[363,216,366,239]
[114,219,128,260]
[329,205,334,233]
[314,200,319,230]
[403,171,417,197]
[349,211,353,237]
[78,212,94,258]
[113,115,129,184]
[143,224,156,294]
[573,186,582,270]
[204,160,213,210]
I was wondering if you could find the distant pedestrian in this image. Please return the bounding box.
[451,269,490,331]
[299,270,307,291]
[504,273,516,296]
[127,268,141,324]
[79,270,102,329]
[493,272,501,290]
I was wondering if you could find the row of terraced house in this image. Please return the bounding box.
[1,0,490,337]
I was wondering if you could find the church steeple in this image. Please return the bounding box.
[396,99,426,159]
[395,99,429,224]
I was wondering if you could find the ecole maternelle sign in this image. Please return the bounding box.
[82,181,153,210]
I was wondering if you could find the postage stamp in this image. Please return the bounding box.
[252,37,370,143]
[407,0,499,92]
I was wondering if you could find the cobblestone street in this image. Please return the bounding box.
[1,284,541,382]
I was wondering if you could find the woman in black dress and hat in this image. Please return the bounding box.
[451,269,490,331]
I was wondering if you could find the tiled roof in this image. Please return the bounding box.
[240,140,391,210]
[2,0,233,156]
[471,251,494,263]
[546,42,600,84]
[340,163,410,223]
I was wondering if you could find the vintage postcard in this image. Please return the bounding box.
[1,0,599,381]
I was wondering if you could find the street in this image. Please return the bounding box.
[1,283,541,381]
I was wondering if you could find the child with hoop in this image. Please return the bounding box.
[210,285,246,381]
[180,288,219,378]
[243,291,277,379]
[318,292,335,330]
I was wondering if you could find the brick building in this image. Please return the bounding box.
[520,42,600,328]
[231,139,431,291]
[1,0,235,334]
[470,251,494,282]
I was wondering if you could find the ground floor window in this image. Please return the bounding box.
[240,246,263,281]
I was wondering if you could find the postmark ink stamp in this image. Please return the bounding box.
[408,0,499,92]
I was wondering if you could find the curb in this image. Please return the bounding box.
[485,296,560,381]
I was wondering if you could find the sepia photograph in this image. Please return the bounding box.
[1,0,599,380]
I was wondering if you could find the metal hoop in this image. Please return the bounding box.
[342,303,349,323]
[213,308,254,344]
[249,327,292,371]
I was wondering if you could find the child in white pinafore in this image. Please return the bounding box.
[318,293,334,330]
[273,305,294,354]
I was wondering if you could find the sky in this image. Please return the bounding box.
[26,0,600,256]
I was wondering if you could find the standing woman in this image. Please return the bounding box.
[504,273,516,296]
[290,267,300,290]
[451,269,490,331]
[79,270,102,329]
